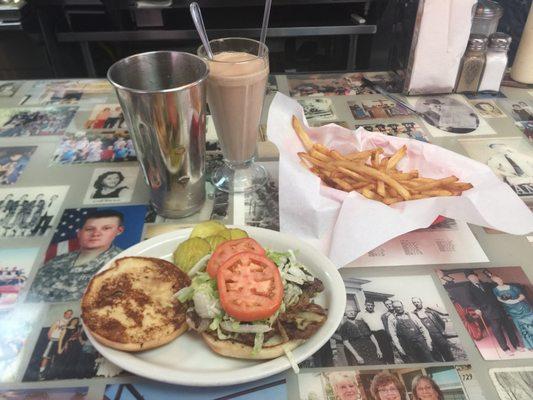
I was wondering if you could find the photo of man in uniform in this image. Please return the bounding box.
[27,210,124,302]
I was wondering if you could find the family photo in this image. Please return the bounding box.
[499,100,533,122]
[302,274,466,368]
[84,104,126,132]
[354,122,430,142]
[0,248,39,308]
[0,187,68,239]
[297,365,476,400]
[0,106,78,137]
[460,137,533,198]
[437,266,533,360]
[348,99,411,120]
[83,167,138,205]
[52,132,136,164]
[23,304,122,382]
[0,146,36,185]
[26,205,147,303]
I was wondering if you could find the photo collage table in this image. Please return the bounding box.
[0,74,531,400]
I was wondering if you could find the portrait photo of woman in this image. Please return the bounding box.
[411,375,443,400]
[370,372,407,400]
[84,167,138,205]
[327,371,360,400]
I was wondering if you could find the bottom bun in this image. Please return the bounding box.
[202,332,305,360]
[85,322,188,352]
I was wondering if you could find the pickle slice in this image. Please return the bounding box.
[228,228,248,240]
[204,235,227,251]
[173,237,211,272]
[190,220,227,239]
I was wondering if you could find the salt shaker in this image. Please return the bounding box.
[479,33,511,92]
[455,35,488,93]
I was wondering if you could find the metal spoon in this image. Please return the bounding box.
[190,2,213,60]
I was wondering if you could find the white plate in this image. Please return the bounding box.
[82,226,346,387]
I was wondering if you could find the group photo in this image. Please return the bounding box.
[354,122,430,142]
[348,99,411,120]
[437,266,533,360]
[84,104,126,132]
[297,365,475,400]
[0,248,39,308]
[22,304,122,381]
[302,274,466,368]
[0,106,78,137]
[0,187,68,239]
[51,132,136,164]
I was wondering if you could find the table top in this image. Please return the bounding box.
[0,74,531,400]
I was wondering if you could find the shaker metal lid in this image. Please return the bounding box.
[468,34,489,51]
[474,0,504,18]
[489,32,512,50]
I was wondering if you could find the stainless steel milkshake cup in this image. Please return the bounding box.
[108,51,209,218]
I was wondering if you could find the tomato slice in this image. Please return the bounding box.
[217,252,283,322]
[206,238,265,278]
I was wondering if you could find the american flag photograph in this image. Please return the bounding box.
[44,204,148,262]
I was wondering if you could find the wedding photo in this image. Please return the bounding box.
[22,303,122,381]
[437,266,533,360]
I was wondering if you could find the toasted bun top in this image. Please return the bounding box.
[82,257,190,348]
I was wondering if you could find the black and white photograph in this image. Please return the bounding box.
[354,122,430,143]
[0,146,36,185]
[0,81,23,98]
[459,137,533,198]
[468,99,506,118]
[0,387,89,399]
[298,98,338,122]
[0,303,45,382]
[0,106,78,137]
[83,167,139,205]
[296,365,481,400]
[498,99,533,122]
[408,95,497,137]
[22,303,122,382]
[51,131,136,164]
[348,99,412,120]
[489,367,533,400]
[206,115,221,152]
[266,75,278,95]
[516,121,533,142]
[26,205,147,303]
[244,162,279,231]
[437,266,533,360]
[0,186,68,239]
[83,103,126,132]
[302,274,467,368]
[0,248,39,309]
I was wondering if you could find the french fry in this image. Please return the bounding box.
[292,115,314,152]
[386,145,407,171]
[291,115,473,206]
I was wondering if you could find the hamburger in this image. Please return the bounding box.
[175,240,327,360]
[82,256,191,352]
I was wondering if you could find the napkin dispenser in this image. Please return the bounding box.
[404,0,477,95]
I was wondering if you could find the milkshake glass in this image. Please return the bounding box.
[198,38,269,193]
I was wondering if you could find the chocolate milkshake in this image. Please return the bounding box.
[206,51,269,164]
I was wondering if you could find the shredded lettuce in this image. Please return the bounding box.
[209,315,222,331]
[253,332,265,354]
[193,282,222,319]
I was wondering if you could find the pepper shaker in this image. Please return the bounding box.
[455,35,488,93]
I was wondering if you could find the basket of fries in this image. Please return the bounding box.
[267,93,533,266]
